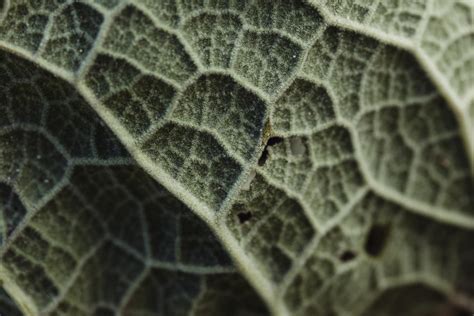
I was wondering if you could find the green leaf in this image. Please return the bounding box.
[0,1,473,315]
[0,50,266,315]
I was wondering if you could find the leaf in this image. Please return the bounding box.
[0,50,266,315]
[0,1,473,315]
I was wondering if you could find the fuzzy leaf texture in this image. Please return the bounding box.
[0,0,473,315]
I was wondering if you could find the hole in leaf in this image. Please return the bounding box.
[364,224,391,257]
[258,137,284,166]
[258,149,269,166]
[237,211,252,224]
[267,137,284,146]
[339,250,357,262]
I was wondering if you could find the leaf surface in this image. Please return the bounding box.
[0,50,266,316]
[0,1,473,315]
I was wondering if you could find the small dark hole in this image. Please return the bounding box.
[258,149,269,166]
[339,250,357,262]
[237,211,252,224]
[267,137,284,146]
[364,224,391,257]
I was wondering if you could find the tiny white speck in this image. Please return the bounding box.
[36,155,41,159]
[44,179,49,184]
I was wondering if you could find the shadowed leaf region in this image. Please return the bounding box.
[0,49,266,316]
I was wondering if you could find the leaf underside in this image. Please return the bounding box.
[0,0,473,315]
